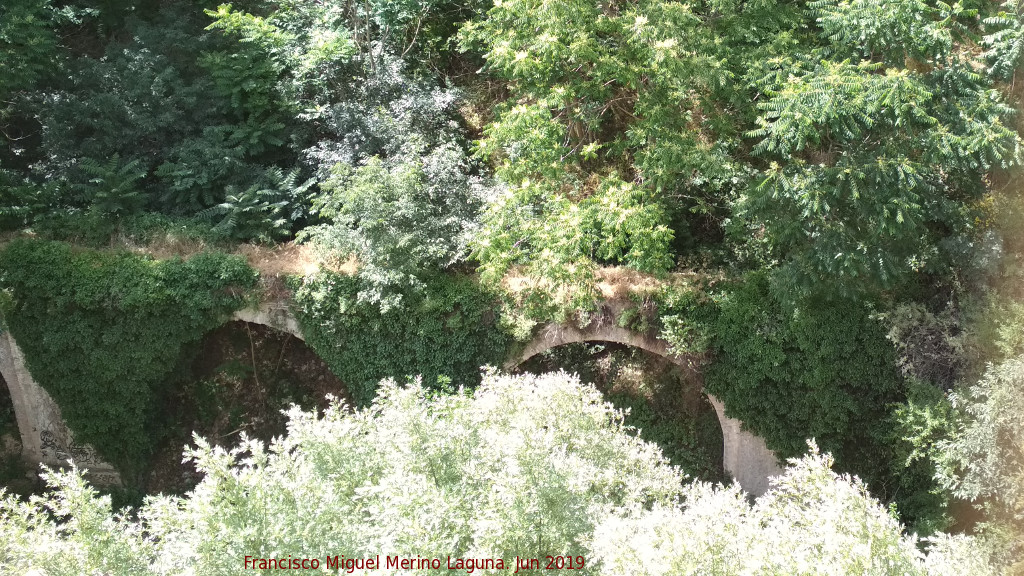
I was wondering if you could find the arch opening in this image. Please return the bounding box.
[517,341,725,482]
[508,321,785,496]
[146,320,350,495]
[0,369,29,493]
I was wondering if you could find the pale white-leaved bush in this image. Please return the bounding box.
[0,370,999,575]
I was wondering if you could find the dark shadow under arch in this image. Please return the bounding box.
[508,321,785,496]
[518,340,726,482]
[146,320,350,495]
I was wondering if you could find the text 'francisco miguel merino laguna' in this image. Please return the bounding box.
[243,554,587,573]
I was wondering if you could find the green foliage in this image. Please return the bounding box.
[287,32,485,304]
[697,274,965,532]
[474,177,674,312]
[462,0,1021,302]
[0,240,257,476]
[983,0,1024,81]
[736,0,1022,296]
[303,143,488,306]
[205,2,355,107]
[77,154,147,216]
[0,375,998,575]
[704,274,902,459]
[460,0,726,189]
[655,284,718,357]
[885,378,958,535]
[880,303,966,391]
[200,8,291,153]
[31,7,242,215]
[743,57,1020,296]
[0,0,58,100]
[289,270,511,405]
[460,0,722,296]
[202,167,313,242]
[308,51,460,152]
[0,167,60,230]
[593,443,997,576]
[939,356,1024,564]
[811,0,971,65]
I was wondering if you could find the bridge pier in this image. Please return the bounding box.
[0,330,120,485]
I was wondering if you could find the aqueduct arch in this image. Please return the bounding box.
[0,303,304,486]
[2,301,783,495]
[508,318,784,496]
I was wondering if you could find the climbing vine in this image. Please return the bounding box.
[289,271,512,405]
[0,239,257,477]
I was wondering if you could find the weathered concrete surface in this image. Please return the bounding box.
[232,302,304,341]
[509,315,784,497]
[0,330,120,485]
[705,396,780,497]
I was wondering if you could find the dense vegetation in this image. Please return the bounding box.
[0,239,257,477]
[0,373,1000,575]
[0,0,1022,570]
[289,271,510,404]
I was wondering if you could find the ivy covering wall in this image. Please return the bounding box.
[289,271,512,405]
[0,239,257,477]
[651,274,952,532]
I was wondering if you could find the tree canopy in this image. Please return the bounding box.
[0,0,1022,568]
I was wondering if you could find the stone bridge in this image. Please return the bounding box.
[0,301,782,494]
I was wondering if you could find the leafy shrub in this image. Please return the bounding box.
[593,443,996,576]
[0,373,998,574]
[655,283,718,357]
[880,303,966,392]
[299,51,466,174]
[296,52,491,304]
[884,378,958,536]
[939,356,1024,566]
[474,177,675,315]
[0,240,257,477]
[0,167,60,231]
[288,270,510,405]
[76,154,147,216]
[201,167,313,243]
[983,0,1024,81]
[0,0,58,100]
[700,274,964,533]
[303,145,489,306]
[741,25,1021,296]
[29,8,244,215]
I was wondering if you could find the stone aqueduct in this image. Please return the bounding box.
[0,301,783,495]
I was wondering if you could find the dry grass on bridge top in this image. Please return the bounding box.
[0,229,355,278]
[0,229,717,304]
[503,266,720,303]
